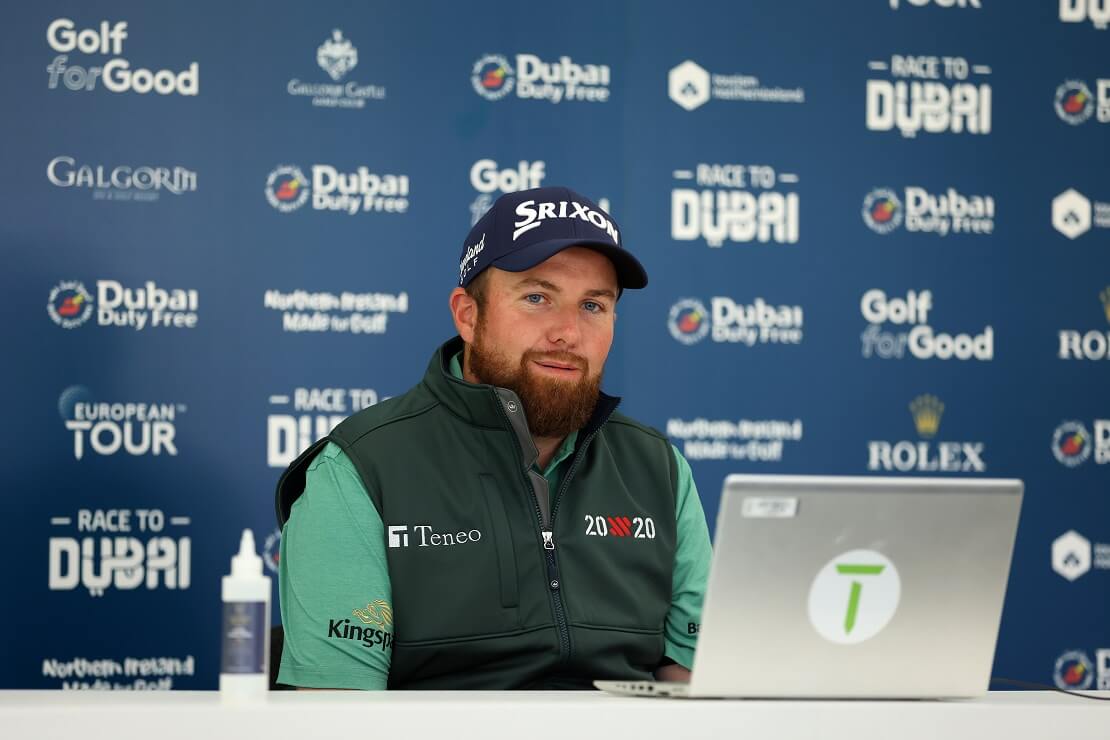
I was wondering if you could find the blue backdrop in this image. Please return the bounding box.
[3,0,1109,691]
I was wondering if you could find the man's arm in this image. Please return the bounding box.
[277,442,393,690]
[656,445,712,681]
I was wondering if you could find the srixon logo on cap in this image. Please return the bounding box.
[512,199,619,244]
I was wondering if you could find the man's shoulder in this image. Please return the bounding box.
[603,410,670,445]
[331,381,440,446]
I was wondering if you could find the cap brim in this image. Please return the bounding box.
[491,238,648,290]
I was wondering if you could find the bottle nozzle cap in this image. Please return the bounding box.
[231,528,264,578]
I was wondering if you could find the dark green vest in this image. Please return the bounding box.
[276,337,677,689]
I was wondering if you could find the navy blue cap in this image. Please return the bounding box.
[458,186,648,291]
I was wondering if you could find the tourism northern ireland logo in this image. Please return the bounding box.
[862,186,994,236]
[668,60,805,112]
[471,53,610,103]
[1052,529,1110,582]
[287,29,385,109]
[1058,287,1110,360]
[808,550,900,645]
[1052,188,1110,239]
[868,394,987,473]
[1051,419,1109,466]
[866,54,991,137]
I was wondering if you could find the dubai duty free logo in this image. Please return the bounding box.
[668,298,710,344]
[862,188,904,234]
[471,54,515,100]
[808,550,901,644]
[47,280,94,328]
[265,165,310,212]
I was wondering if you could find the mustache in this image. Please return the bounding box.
[523,350,589,372]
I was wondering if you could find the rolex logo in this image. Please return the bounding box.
[910,395,944,438]
[1100,287,1110,326]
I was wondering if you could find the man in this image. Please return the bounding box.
[275,186,711,690]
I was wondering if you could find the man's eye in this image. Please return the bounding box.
[524,294,544,304]
[583,301,603,313]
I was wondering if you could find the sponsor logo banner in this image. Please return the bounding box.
[41,655,196,690]
[262,288,408,334]
[868,394,986,472]
[47,156,196,202]
[387,524,483,548]
[1052,188,1110,239]
[1051,420,1110,466]
[668,60,805,112]
[58,386,185,461]
[860,289,992,361]
[1060,0,1110,29]
[287,29,386,109]
[667,418,803,462]
[866,54,991,137]
[1052,530,1110,581]
[472,53,611,104]
[468,158,547,225]
[267,386,386,467]
[671,164,800,247]
[48,509,191,597]
[48,280,199,331]
[46,18,199,96]
[862,186,994,236]
[265,164,410,215]
[668,297,803,347]
[1058,287,1110,360]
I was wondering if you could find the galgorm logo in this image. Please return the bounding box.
[387,524,482,548]
[808,550,901,644]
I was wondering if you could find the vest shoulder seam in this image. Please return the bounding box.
[334,398,441,445]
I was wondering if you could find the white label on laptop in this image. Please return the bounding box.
[808,550,901,645]
[741,497,798,518]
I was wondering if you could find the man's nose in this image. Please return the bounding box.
[545,303,582,347]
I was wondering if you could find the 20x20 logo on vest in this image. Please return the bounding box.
[808,550,901,645]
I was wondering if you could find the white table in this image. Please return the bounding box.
[2,690,1108,739]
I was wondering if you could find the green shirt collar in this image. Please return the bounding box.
[449,351,578,476]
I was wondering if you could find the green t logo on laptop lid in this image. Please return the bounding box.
[807,549,901,645]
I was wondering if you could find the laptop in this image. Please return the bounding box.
[595,474,1023,699]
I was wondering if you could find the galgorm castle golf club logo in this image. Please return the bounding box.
[317,29,357,81]
[862,188,904,234]
[808,550,901,644]
[266,165,310,212]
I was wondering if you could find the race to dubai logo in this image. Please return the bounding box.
[266,165,311,212]
[862,189,903,234]
[48,281,94,328]
[668,299,710,345]
[472,54,515,100]
[317,29,357,81]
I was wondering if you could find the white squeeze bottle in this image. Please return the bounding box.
[219,529,271,696]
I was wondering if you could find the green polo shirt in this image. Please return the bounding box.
[277,355,712,689]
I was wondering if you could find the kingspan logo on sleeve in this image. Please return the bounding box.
[1058,287,1110,360]
[671,164,800,247]
[58,385,184,461]
[45,18,198,96]
[328,600,394,652]
[667,60,805,112]
[868,394,986,473]
[265,164,409,215]
[471,53,611,103]
[859,289,992,360]
[866,54,991,137]
[286,29,386,109]
[668,296,803,347]
[48,508,191,597]
[266,386,386,468]
[48,279,199,331]
[1060,0,1110,29]
[47,156,196,202]
[862,186,994,236]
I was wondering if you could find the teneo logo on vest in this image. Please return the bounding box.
[47,156,196,202]
[868,394,986,473]
[48,508,191,597]
[671,164,799,247]
[58,385,184,461]
[862,186,994,236]
[808,550,900,645]
[866,55,991,137]
[468,158,546,225]
[1052,420,1110,466]
[668,297,803,347]
[45,18,199,96]
[47,280,199,330]
[667,60,805,112]
[471,53,611,103]
[287,29,386,109]
[860,289,993,361]
[387,524,482,548]
[267,386,384,468]
[1058,287,1110,360]
[265,164,410,215]
[1060,0,1110,29]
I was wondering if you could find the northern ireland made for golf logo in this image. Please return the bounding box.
[808,550,900,644]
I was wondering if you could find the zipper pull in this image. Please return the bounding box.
[542,530,555,550]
